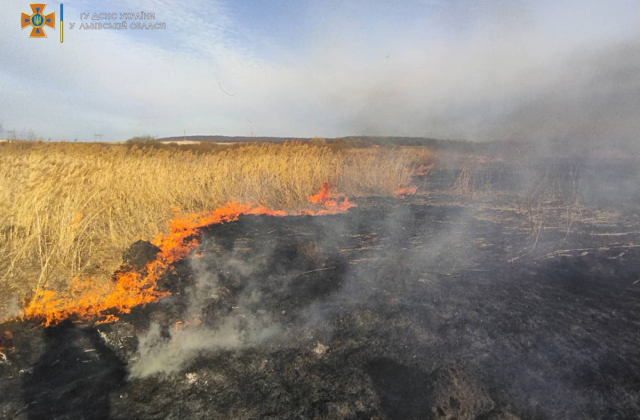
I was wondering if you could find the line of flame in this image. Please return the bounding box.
[21,183,355,327]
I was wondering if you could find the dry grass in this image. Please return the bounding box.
[0,141,433,313]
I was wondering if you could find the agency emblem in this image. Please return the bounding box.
[21,4,55,38]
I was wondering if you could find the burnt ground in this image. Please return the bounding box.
[2,166,640,420]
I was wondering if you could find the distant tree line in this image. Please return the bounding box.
[125,135,158,145]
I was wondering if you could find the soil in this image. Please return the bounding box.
[1,167,640,420]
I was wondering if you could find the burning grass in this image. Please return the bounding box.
[0,141,433,320]
[23,189,355,326]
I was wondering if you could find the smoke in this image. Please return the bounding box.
[130,318,280,377]
[130,244,283,377]
[0,296,20,323]
[128,208,386,378]
[320,37,640,150]
[481,40,640,153]
[292,1,639,153]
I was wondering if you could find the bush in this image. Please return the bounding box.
[125,135,158,145]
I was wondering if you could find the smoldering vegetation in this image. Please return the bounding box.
[129,213,359,377]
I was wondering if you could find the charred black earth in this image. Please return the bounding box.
[2,170,640,420]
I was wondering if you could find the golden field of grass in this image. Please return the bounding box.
[0,141,433,318]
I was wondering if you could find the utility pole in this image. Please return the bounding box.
[247,118,254,137]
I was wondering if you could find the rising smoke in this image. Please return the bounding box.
[130,245,284,377]
[129,211,388,378]
[0,296,20,324]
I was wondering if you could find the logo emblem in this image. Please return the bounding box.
[21,4,55,38]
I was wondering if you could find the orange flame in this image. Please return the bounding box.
[307,182,355,213]
[415,163,434,176]
[308,182,331,204]
[21,185,355,327]
[393,186,417,198]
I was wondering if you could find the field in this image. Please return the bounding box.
[1,142,640,420]
[0,141,434,319]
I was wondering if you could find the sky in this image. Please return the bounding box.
[0,0,638,141]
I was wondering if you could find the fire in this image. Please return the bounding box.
[415,163,434,176]
[174,320,194,332]
[308,182,331,204]
[307,182,355,214]
[21,184,355,327]
[394,186,417,198]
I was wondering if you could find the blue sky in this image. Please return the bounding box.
[0,0,638,141]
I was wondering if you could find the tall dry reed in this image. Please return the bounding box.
[0,141,433,316]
